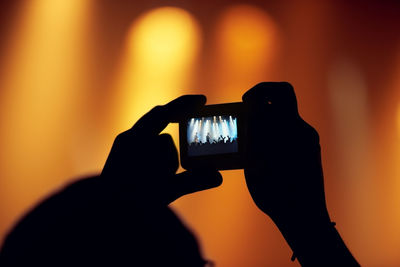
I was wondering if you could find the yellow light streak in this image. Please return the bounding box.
[0,0,92,244]
[113,7,201,130]
[210,4,279,102]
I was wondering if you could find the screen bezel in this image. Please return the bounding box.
[179,102,245,170]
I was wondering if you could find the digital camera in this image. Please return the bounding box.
[179,102,246,170]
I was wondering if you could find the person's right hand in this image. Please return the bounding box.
[242,82,330,226]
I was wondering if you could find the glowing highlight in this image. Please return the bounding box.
[114,7,201,130]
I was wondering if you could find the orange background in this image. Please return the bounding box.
[0,0,400,266]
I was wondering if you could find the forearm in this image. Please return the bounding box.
[274,216,359,266]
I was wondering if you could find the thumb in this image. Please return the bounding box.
[165,169,223,204]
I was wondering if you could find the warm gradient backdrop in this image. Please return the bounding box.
[0,0,399,266]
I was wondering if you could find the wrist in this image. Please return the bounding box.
[272,212,358,266]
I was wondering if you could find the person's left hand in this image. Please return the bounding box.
[101,95,223,206]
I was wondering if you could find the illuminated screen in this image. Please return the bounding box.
[187,115,238,156]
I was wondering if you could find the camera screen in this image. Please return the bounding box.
[187,115,238,156]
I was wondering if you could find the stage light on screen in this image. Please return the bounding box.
[187,117,237,144]
[186,116,238,156]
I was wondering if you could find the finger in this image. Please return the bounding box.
[102,132,179,180]
[242,82,299,162]
[242,82,299,116]
[130,95,206,136]
[165,169,223,204]
[151,133,179,175]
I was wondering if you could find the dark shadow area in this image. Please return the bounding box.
[0,176,209,266]
[188,139,238,156]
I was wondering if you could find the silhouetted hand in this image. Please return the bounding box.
[242,82,359,266]
[242,82,329,226]
[101,95,222,206]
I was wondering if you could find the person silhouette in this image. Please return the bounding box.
[0,82,359,266]
[206,132,211,144]
[194,131,199,145]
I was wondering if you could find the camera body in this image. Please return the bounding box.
[179,102,246,170]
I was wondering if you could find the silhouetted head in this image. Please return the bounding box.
[0,178,210,266]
